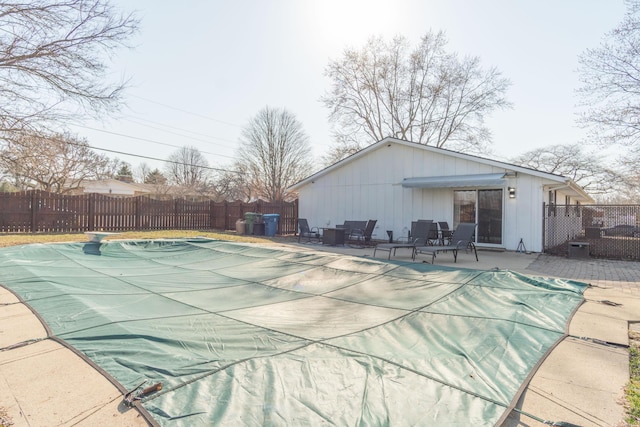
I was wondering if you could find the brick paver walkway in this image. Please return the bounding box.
[526,254,640,296]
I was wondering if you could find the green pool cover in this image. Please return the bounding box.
[0,239,587,426]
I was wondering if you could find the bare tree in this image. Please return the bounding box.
[213,163,253,202]
[577,0,640,152]
[0,131,112,192]
[320,135,363,168]
[510,144,626,197]
[100,157,128,180]
[237,106,313,201]
[612,172,640,202]
[321,31,511,161]
[164,146,211,194]
[613,144,640,202]
[0,0,138,134]
[135,162,151,183]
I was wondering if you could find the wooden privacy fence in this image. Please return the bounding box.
[0,191,298,235]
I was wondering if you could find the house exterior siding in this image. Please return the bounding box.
[292,138,591,252]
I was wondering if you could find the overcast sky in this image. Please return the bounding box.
[72,0,628,173]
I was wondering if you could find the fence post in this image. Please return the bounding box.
[135,197,141,230]
[294,199,299,235]
[222,201,226,230]
[30,191,38,232]
[174,199,179,229]
[542,202,546,252]
[208,200,214,230]
[88,193,95,231]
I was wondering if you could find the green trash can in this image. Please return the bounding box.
[244,212,260,234]
[263,214,280,236]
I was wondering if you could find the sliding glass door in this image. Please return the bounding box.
[454,189,503,245]
[477,189,503,244]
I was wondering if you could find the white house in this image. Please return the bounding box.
[289,137,593,252]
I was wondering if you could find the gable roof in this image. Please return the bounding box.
[77,179,152,195]
[289,137,593,202]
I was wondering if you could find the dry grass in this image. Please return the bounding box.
[0,230,295,249]
[629,328,640,426]
[0,406,12,427]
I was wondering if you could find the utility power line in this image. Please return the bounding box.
[124,115,239,146]
[45,132,238,174]
[68,139,239,174]
[130,94,243,128]
[75,124,236,161]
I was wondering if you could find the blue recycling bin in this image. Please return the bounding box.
[263,214,280,237]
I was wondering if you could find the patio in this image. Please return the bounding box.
[291,239,640,295]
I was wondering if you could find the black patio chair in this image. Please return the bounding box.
[337,220,367,239]
[438,221,453,245]
[419,220,440,246]
[297,218,320,243]
[348,219,377,248]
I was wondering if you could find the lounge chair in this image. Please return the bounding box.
[348,219,377,247]
[373,220,432,260]
[297,218,320,243]
[413,223,478,264]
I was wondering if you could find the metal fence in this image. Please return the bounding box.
[0,191,299,235]
[543,203,640,260]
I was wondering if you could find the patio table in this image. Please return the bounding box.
[322,227,345,246]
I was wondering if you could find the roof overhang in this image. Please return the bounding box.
[401,173,506,189]
[545,182,594,203]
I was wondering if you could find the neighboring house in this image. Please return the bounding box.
[66,180,212,201]
[288,137,593,253]
[66,179,152,197]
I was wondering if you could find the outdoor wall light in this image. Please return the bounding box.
[508,187,516,198]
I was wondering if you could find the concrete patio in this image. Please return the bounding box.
[296,241,640,297]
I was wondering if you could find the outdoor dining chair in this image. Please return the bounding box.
[438,221,453,245]
[337,221,367,240]
[418,220,440,245]
[348,219,377,248]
